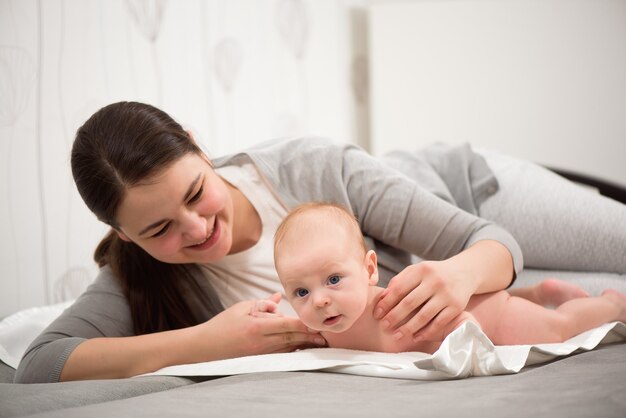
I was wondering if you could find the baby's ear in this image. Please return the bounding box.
[365,250,379,286]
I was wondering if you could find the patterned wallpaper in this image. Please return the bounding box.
[0,0,371,317]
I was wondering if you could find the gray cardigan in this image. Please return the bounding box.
[15,137,522,383]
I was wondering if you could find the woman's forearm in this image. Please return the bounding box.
[449,239,515,295]
[59,299,323,381]
[60,325,207,381]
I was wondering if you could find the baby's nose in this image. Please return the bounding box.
[313,292,331,307]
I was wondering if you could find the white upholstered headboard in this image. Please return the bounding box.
[368,0,626,187]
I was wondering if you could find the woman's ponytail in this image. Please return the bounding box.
[94,228,218,334]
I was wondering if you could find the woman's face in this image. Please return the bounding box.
[115,153,235,264]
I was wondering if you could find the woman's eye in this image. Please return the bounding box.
[327,275,341,285]
[296,288,309,298]
[188,185,204,204]
[151,223,170,238]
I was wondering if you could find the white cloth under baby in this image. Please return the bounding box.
[144,321,626,380]
[1,301,624,380]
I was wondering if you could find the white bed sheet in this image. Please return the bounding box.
[0,300,73,369]
[1,298,624,381]
[145,321,626,380]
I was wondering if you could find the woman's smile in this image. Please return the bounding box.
[186,216,221,251]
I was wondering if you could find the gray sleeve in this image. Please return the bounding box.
[341,144,523,273]
[14,267,135,383]
[247,137,523,275]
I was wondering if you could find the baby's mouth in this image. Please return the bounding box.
[323,315,342,326]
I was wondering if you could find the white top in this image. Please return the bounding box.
[204,163,295,316]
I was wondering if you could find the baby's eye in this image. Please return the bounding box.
[327,275,341,285]
[295,288,309,298]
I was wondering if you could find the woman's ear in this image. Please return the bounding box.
[115,229,132,242]
[365,250,379,286]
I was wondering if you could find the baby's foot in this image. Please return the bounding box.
[536,278,589,307]
[601,289,626,323]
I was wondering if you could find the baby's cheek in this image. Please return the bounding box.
[293,305,317,328]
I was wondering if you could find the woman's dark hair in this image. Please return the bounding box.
[72,101,222,334]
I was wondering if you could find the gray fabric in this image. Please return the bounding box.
[478,150,626,274]
[382,142,500,214]
[0,361,15,384]
[0,375,205,418]
[513,269,626,295]
[214,136,523,271]
[17,137,525,384]
[9,344,626,418]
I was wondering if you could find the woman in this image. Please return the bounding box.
[15,101,626,383]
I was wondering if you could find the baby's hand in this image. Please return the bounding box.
[249,292,284,317]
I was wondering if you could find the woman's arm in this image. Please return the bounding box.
[61,299,323,381]
[15,268,324,383]
[236,137,521,345]
[373,239,514,341]
[332,142,518,341]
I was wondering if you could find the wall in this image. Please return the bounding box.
[370,0,626,187]
[0,0,371,318]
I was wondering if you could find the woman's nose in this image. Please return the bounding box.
[181,211,207,241]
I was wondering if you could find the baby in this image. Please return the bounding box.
[253,202,626,353]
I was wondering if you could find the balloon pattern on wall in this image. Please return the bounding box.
[0,0,370,318]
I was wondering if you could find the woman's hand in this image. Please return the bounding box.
[200,295,326,359]
[373,240,514,342]
[374,260,476,342]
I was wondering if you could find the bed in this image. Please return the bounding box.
[1,344,625,418]
[1,263,625,418]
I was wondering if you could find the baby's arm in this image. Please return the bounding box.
[249,292,284,317]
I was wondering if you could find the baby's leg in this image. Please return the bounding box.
[508,278,589,307]
[444,311,480,333]
[413,311,481,353]
[601,290,626,322]
[468,290,626,345]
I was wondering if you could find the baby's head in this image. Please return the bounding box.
[274,203,379,333]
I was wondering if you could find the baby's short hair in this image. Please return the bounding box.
[274,202,367,256]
